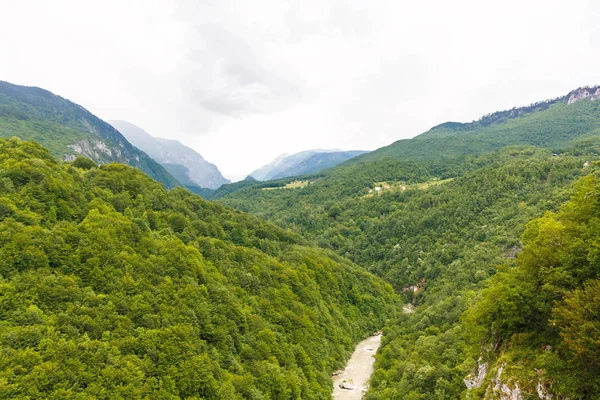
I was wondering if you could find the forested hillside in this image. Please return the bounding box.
[0,81,180,188]
[218,147,597,397]
[349,87,600,164]
[464,173,600,398]
[3,86,600,399]
[0,137,396,399]
[216,97,600,398]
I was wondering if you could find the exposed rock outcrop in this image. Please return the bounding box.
[567,87,600,104]
[464,359,488,390]
[69,138,115,161]
[537,380,553,400]
[484,364,523,400]
[465,361,574,400]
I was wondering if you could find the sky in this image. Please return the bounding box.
[1,0,599,181]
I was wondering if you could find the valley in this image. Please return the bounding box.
[3,0,600,398]
[1,80,600,399]
[210,89,600,399]
[0,137,396,399]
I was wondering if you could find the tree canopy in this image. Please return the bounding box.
[0,137,396,399]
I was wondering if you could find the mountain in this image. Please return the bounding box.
[109,120,229,189]
[5,79,600,399]
[0,137,396,398]
[0,80,179,188]
[351,85,600,164]
[250,149,367,181]
[213,86,600,398]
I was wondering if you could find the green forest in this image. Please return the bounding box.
[213,99,600,399]
[2,89,600,399]
[464,173,600,398]
[0,137,396,399]
[218,146,600,399]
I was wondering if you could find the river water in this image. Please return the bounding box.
[332,334,381,399]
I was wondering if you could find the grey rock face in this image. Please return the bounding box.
[109,120,229,189]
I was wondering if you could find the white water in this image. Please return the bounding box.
[332,334,381,399]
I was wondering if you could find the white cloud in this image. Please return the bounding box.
[0,0,599,180]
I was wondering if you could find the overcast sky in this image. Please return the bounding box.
[1,0,599,180]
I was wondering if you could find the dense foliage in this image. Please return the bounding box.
[464,172,600,398]
[0,137,396,399]
[4,84,600,399]
[0,80,180,188]
[217,145,599,398]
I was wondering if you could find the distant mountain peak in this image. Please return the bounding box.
[109,120,229,189]
[250,149,368,181]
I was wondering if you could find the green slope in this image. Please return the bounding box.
[0,137,397,399]
[0,80,180,188]
[352,88,600,164]
[219,146,600,398]
[214,92,600,398]
[210,91,600,201]
[464,172,600,399]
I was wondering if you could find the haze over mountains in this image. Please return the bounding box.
[109,120,230,189]
[0,79,369,192]
[249,149,368,181]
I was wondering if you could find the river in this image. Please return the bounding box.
[332,334,381,399]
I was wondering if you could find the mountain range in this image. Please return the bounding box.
[2,77,600,399]
[108,120,229,189]
[0,79,365,190]
[249,149,368,181]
